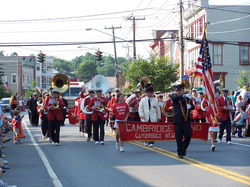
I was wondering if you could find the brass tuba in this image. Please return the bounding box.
[161,99,174,117]
[37,98,43,106]
[140,76,151,90]
[51,73,70,93]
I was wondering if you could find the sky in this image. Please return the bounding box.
[0,0,249,61]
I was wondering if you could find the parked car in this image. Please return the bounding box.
[1,98,11,112]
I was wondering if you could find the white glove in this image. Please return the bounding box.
[185,94,192,99]
[187,104,191,109]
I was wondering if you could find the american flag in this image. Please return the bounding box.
[3,81,9,93]
[194,29,219,125]
[35,84,41,93]
[124,81,130,89]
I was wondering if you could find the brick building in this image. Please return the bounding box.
[0,56,36,97]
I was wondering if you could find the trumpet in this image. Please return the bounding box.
[53,101,59,109]
[98,104,105,113]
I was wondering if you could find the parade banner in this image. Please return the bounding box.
[117,122,209,142]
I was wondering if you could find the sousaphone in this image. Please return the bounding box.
[51,73,70,93]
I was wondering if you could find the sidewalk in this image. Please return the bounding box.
[2,116,53,187]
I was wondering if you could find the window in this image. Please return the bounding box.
[213,44,223,65]
[23,74,25,83]
[37,66,40,71]
[12,74,17,84]
[240,45,249,65]
[27,75,29,83]
[188,15,205,39]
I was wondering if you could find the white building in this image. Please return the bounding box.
[36,56,54,90]
[184,0,250,91]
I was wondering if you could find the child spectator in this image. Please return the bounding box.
[111,93,129,152]
[12,109,24,144]
[232,105,248,137]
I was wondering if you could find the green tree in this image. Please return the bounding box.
[237,69,250,88]
[124,55,179,93]
[10,52,18,56]
[53,58,72,72]
[76,60,97,82]
[23,79,39,98]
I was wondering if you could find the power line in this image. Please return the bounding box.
[0,7,162,24]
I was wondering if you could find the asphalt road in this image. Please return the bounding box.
[3,111,250,187]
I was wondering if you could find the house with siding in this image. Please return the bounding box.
[184,0,250,91]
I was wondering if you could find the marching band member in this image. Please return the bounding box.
[172,84,194,158]
[216,88,233,145]
[60,94,68,126]
[105,90,112,126]
[38,91,49,139]
[164,92,175,122]
[193,100,202,122]
[190,89,197,122]
[84,89,95,142]
[77,94,86,136]
[107,93,116,131]
[111,93,129,152]
[87,88,108,145]
[198,91,207,123]
[206,106,220,151]
[139,83,161,147]
[29,93,39,126]
[75,95,83,135]
[44,89,65,146]
[158,94,166,122]
[128,89,141,121]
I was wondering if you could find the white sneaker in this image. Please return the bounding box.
[217,139,221,144]
[84,133,88,138]
[227,141,231,145]
[95,141,99,145]
[144,142,148,146]
[48,138,52,143]
[116,142,119,150]
[120,147,124,152]
[211,145,215,151]
[0,158,8,164]
[54,143,59,146]
[2,154,5,158]
[80,132,84,136]
[100,141,104,145]
[149,144,154,147]
[52,141,55,145]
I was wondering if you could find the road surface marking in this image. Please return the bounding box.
[22,120,63,187]
[106,131,250,186]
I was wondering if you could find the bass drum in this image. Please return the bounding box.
[68,108,78,125]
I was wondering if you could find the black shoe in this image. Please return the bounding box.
[178,155,184,159]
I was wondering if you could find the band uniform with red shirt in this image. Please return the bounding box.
[44,89,65,146]
[128,89,141,121]
[107,93,116,130]
[111,93,129,152]
[84,89,95,142]
[216,88,234,144]
[157,94,166,122]
[37,90,49,139]
[87,88,108,145]
[163,92,175,122]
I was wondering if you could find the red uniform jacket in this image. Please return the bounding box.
[164,99,173,122]
[193,104,202,119]
[128,97,139,118]
[74,98,81,117]
[44,96,65,121]
[216,96,233,121]
[87,97,108,121]
[77,101,85,120]
[84,96,93,119]
[107,100,113,118]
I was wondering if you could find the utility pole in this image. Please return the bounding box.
[179,0,184,82]
[105,25,121,88]
[122,44,133,66]
[126,16,145,61]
